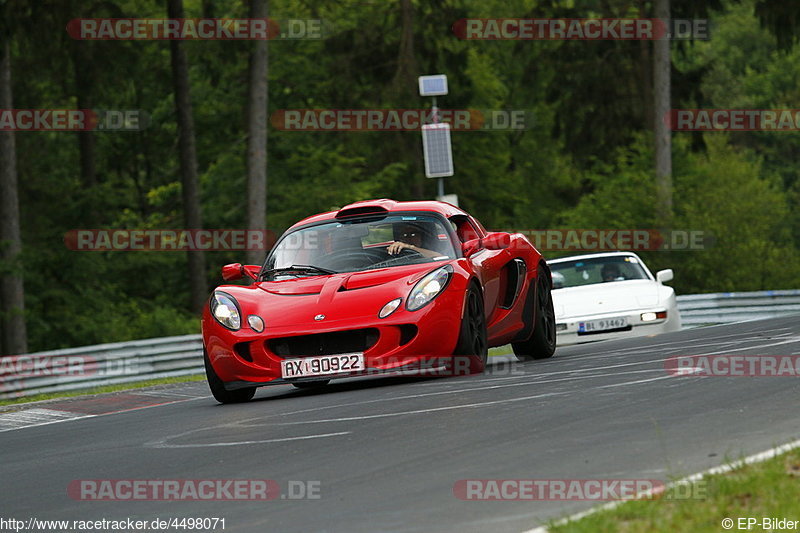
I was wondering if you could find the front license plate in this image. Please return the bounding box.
[281,353,365,378]
[579,316,629,333]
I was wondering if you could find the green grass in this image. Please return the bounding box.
[0,374,205,407]
[489,344,513,357]
[548,449,800,532]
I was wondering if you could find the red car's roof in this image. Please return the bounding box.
[290,199,468,229]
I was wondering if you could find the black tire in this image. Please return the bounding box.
[453,284,489,374]
[291,380,330,390]
[512,265,556,361]
[204,349,256,404]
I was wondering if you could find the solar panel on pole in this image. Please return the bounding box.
[418,75,448,97]
[421,123,454,178]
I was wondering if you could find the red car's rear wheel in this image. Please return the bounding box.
[512,265,556,360]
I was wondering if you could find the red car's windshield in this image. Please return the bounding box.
[263,214,458,278]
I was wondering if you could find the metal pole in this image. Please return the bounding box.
[431,96,443,199]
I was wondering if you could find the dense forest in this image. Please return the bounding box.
[0,0,798,354]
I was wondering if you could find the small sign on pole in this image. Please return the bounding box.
[421,123,454,178]
[418,75,449,97]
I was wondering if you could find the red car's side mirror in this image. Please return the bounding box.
[243,265,260,280]
[221,263,244,281]
[461,238,482,258]
[222,263,260,282]
[482,232,511,250]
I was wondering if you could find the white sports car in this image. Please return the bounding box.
[549,252,681,345]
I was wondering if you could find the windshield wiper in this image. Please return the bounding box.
[261,264,337,279]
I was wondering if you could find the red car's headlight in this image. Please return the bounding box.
[210,292,241,330]
[406,265,453,311]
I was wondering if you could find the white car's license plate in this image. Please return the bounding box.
[579,317,629,333]
[281,353,365,378]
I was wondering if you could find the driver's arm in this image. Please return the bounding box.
[386,241,441,258]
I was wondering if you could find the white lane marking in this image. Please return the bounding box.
[453,357,673,385]
[272,391,568,424]
[557,328,795,360]
[524,334,800,379]
[690,336,800,356]
[236,367,671,426]
[0,408,96,432]
[0,397,203,433]
[151,431,352,448]
[523,436,800,533]
[270,372,684,426]
[595,374,675,388]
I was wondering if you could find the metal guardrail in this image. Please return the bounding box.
[677,290,800,327]
[0,334,203,400]
[1,290,797,400]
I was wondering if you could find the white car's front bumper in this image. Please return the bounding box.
[556,308,681,346]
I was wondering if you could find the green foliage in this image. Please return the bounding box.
[3,0,799,351]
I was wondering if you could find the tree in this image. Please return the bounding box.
[654,0,673,223]
[0,15,27,354]
[246,0,268,266]
[167,0,207,313]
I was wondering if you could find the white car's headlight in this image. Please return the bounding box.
[407,265,453,311]
[641,311,667,322]
[210,292,241,330]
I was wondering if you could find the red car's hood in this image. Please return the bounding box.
[221,263,448,328]
[257,264,431,295]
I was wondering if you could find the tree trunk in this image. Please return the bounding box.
[246,0,269,267]
[167,0,207,313]
[391,0,424,198]
[0,41,28,355]
[653,0,673,223]
[639,0,653,131]
[72,44,96,187]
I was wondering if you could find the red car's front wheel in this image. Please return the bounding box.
[454,284,489,373]
[204,349,256,404]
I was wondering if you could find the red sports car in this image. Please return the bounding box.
[202,199,556,403]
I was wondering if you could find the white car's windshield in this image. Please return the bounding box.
[550,256,649,289]
[263,214,457,279]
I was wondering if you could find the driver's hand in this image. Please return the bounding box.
[387,241,413,255]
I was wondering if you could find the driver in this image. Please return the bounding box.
[601,263,624,282]
[387,223,441,258]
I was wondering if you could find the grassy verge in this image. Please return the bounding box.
[548,448,800,532]
[0,374,205,408]
[489,344,513,357]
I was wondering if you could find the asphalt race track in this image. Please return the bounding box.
[2,316,799,532]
